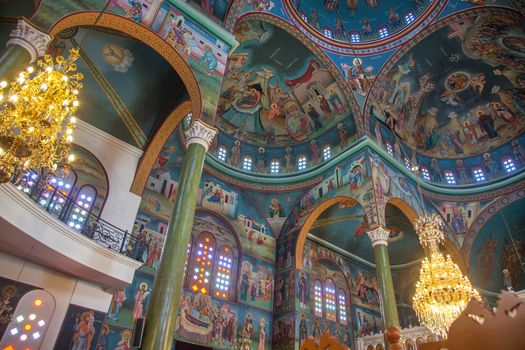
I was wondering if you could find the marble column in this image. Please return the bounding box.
[367,226,400,329]
[0,18,52,81]
[141,120,217,350]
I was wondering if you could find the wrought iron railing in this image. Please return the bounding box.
[10,172,140,259]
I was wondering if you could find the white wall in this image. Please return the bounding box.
[0,251,112,349]
[74,120,143,232]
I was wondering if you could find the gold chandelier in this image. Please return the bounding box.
[0,48,83,182]
[412,214,480,339]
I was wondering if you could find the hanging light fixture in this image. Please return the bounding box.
[0,49,82,182]
[412,214,481,339]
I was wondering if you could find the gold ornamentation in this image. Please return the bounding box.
[0,49,82,181]
[413,214,480,339]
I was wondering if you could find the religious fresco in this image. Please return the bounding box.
[272,311,295,350]
[215,19,354,147]
[468,197,525,293]
[367,8,525,161]
[392,265,421,328]
[239,255,274,311]
[94,323,133,350]
[353,306,383,338]
[287,0,435,43]
[54,304,106,350]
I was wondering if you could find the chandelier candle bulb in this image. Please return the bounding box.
[0,48,83,182]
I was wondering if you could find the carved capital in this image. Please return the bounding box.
[7,18,53,63]
[184,120,217,151]
[367,226,390,247]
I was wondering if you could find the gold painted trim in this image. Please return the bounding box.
[130,100,192,196]
[49,12,202,122]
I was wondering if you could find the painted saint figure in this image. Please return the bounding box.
[132,282,150,322]
[71,311,95,350]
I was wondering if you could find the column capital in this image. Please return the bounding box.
[184,120,217,151]
[7,18,53,63]
[367,225,390,247]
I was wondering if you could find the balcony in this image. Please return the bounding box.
[0,173,143,288]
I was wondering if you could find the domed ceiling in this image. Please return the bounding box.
[284,0,446,48]
[212,18,358,175]
[310,201,423,265]
[366,8,525,160]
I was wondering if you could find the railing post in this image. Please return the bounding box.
[120,230,128,254]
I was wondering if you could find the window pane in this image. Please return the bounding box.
[314,280,323,317]
[325,279,336,321]
[189,232,216,295]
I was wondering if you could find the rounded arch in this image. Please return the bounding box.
[385,197,419,225]
[49,12,201,122]
[295,195,366,269]
[131,100,192,195]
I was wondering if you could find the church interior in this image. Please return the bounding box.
[0,0,524,349]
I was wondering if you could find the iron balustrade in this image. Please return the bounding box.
[10,172,141,260]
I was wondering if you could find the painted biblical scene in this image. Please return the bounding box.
[469,197,525,293]
[353,306,383,338]
[239,255,275,311]
[367,9,525,159]
[272,312,295,350]
[175,291,272,349]
[94,323,133,350]
[288,0,440,43]
[185,0,232,24]
[54,304,106,350]
[216,19,354,146]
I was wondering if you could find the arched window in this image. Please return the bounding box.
[188,232,216,295]
[420,166,431,181]
[213,245,233,300]
[217,145,227,162]
[350,31,361,43]
[444,169,457,185]
[298,155,308,170]
[38,168,77,217]
[378,26,389,38]
[472,166,486,182]
[0,290,55,349]
[323,144,331,161]
[324,278,336,321]
[404,10,416,24]
[502,156,517,173]
[404,157,411,170]
[314,280,323,317]
[270,158,280,174]
[242,155,253,171]
[68,185,97,231]
[322,26,333,39]
[338,289,348,325]
[386,142,394,156]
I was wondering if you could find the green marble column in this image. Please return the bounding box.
[141,121,217,350]
[367,226,400,328]
[0,18,52,81]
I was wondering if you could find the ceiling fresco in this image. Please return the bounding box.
[366,8,525,160]
[469,197,525,293]
[286,0,435,44]
[309,201,423,265]
[52,28,185,148]
[215,19,355,148]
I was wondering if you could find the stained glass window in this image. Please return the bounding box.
[38,168,77,216]
[314,280,323,317]
[503,157,516,173]
[338,289,347,325]
[68,185,96,231]
[325,278,336,321]
[473,167,486,182]
[242,155,253,171]
[189,232,216,295]
[217,145,227,162]
[213,245,233,300]
[444,170,457,185]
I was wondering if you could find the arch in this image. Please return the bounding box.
[130,100,192,195]
[385,198,419,225]
[49,12,201,130]
[295,195,365,269]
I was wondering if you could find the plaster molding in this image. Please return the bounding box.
[367,226,390,247]
[357,326,434,350]
[184,120,217,151]
[0,183,142,270]
[7,18,52,63]
[76,119,143,159]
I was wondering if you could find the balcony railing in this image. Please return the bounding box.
[10,171,141,260]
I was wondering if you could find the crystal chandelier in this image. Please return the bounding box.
[0,48,83,182]
[412,214,480,339]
